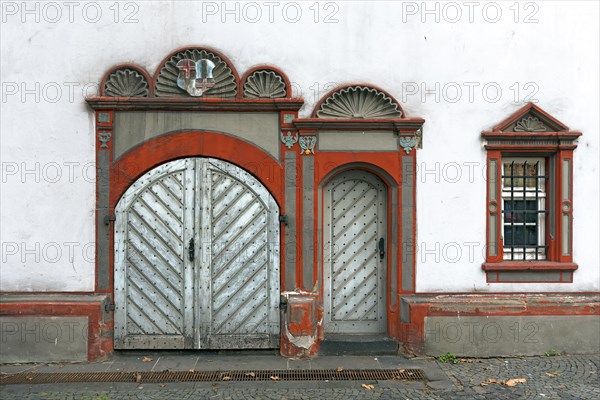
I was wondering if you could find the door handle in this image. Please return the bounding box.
[378,237,385,260]
[188,237,195,261]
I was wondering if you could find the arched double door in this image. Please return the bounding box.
[113,158,280,349]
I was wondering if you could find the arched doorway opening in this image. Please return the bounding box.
[113,157,280,349]
[322,169,388,334]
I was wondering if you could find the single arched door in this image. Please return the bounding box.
[323,170,387,334]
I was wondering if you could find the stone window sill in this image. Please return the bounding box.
[482,262,577,283]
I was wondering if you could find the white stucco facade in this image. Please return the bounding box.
[1,0,598,293]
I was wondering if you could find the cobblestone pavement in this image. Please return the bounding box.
[1,355,598,399]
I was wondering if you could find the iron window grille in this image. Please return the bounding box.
[501,158,547,261]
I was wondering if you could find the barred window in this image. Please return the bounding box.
[501,158,547,261]
[482,104,580,283]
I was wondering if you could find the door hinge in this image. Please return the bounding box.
[105,303,116,312]
[104,215,116,225]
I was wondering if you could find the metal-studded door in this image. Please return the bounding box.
[114,158,280,349]
[323,170,387,334]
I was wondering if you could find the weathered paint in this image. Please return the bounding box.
[0,316,89,362]
[114,158,280,349]
[0,295,112,361]
[280,291,319,358]
[284,151,298,290]
[424,315,600,356]
[1,1,599,360]
[302,156,315,290]
[399,294,600,356]
[113,111,280,161]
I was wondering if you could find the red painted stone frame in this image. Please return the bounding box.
[84,47,426,357]
[482,103,581,283]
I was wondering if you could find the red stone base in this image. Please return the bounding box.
[398,294,600,356]
[0,294,113,361]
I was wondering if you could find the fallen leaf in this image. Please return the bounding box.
[135,373,142,383]
[159,384,166,388]
[337,367,343,372]
[26,377,33,381]
[188,369,195,372]
[142,357,153,363]
[397,369,405,373]
[545,372,559,377]
[245,372,256,377]
[270,375,280,381]
[222,376,231,381]
[361,384,375,390]
[505,378,527,387]
[480,378,500,386]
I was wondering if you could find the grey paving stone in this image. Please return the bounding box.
[309,355,380,370]
[106,355,159,372]
[193,354,288,371]
[287,358,311,370]
[1,354,598,400]
[32,361,113,373]
[0,364,38,374]
[151,355,199,372]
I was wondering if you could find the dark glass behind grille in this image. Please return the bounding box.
[502,160,547,260]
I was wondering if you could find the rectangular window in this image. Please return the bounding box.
[482,104,580,282]
[501,157,547,260]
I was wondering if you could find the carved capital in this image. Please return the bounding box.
[281,131,298,149]
[299,136,317,155]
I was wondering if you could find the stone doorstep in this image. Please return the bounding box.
[319,335,399,356]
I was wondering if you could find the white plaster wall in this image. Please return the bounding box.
[1,1,597,292]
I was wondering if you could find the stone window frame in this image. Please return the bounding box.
[500,156,547,261]
[481,103,581,283]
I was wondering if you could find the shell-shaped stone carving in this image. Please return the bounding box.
[155,49,237,98]
[513,116,548,132]
[243,70,287,98]
[104,68,149,97]
[316,86,402,119]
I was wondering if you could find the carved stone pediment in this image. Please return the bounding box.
[155,48,237,98]
[482,103,580,150]
[103,67,149,98]
[494,103,568,133]
[315,86,403,119]
[96,46,301,103]
[243,69,287,99]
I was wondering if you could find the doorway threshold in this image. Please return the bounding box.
[319,335,398,356]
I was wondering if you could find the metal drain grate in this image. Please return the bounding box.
[1,369,425,384]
